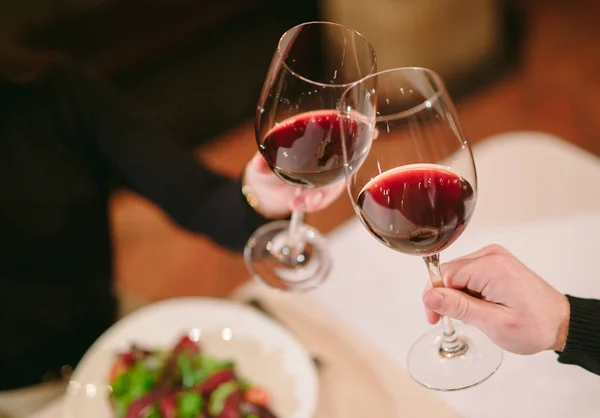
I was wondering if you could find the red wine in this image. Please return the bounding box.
[357,164,475,255]
[260,110,370,188]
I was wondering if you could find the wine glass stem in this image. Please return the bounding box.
[424,254,469,358]
[287,209,305,250]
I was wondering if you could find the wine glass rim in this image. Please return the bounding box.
[341,66,446,122]
[276,21,377,88]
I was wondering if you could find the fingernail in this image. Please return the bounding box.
[425,290,444,310]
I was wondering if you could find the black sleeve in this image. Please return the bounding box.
[53,67,270,251]
[556,295,600,375]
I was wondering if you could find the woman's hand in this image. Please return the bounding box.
[242,152,345,219]
[422,244,571,355]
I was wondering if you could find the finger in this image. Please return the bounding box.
[441,245,508,291]
[438,247,494,288]
[250,152,271,174]
[290,190,324,211]
[446,244,505,265]
[425,310,440,324]
[289,190,325,211]
[422,280,433,295]
[441,257,494,296]
[423,287,499,328]
[296,181,345,212]
[424,247,497,317]
[422,246,492,302]
[314,181,345,207]
[425,306,441,324]
[421,281,440,323]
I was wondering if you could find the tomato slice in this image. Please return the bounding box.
[173,336,201,356]
[109,357,130,382]
[160,393,177,418]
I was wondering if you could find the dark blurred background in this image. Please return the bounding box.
[6,0,320,147]
[4,0,599,308]
[5,0,522,148]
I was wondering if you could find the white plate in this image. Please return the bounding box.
[62,297,318,418]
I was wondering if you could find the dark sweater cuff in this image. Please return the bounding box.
[556,295,600,375]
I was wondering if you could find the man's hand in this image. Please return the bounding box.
[422,244,571,354]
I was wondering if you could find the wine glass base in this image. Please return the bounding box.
[244,220,331,292]
[407,323,503,391]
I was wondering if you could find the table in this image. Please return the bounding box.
[308,131,600,417]
[32,131,600,417]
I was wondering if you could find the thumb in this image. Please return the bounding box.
[423,288,493,327]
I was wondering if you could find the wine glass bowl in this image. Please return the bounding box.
[342,68,478,257]
[256,22,377,189]
[341,67,502,390]
[244,21,377,292]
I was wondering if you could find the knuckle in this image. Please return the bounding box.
[485,244,507,255]
[440,262,460,285]
[487,253,507,267]
[498,314,518,332]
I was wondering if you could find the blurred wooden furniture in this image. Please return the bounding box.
[323,0,501,78]
[322,0,524,97]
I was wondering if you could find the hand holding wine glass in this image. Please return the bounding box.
[341,67,503,390]
[244,21,376,292]
[422,244,571,355]
[242,151,345,219]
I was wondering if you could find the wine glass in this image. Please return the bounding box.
[340,67,503,390]
[244,21,377,291]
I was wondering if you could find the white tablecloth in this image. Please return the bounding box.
[309,132,600,418]
[32,131,600,417]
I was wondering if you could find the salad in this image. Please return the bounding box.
[108,334,278,418]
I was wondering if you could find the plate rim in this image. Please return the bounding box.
[65,296,319,418]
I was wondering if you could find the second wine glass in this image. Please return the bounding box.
[341,67,503,390]
[244,21,377,291]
